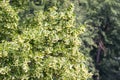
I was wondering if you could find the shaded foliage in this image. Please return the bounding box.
[73,0,120,80]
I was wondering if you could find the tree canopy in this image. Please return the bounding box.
[0,0,92,80]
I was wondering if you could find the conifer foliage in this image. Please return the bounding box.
[73,0,120,80]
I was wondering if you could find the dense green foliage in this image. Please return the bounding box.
[1,0,119,80]
[73,0,120,80]
[0,0,92,80]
